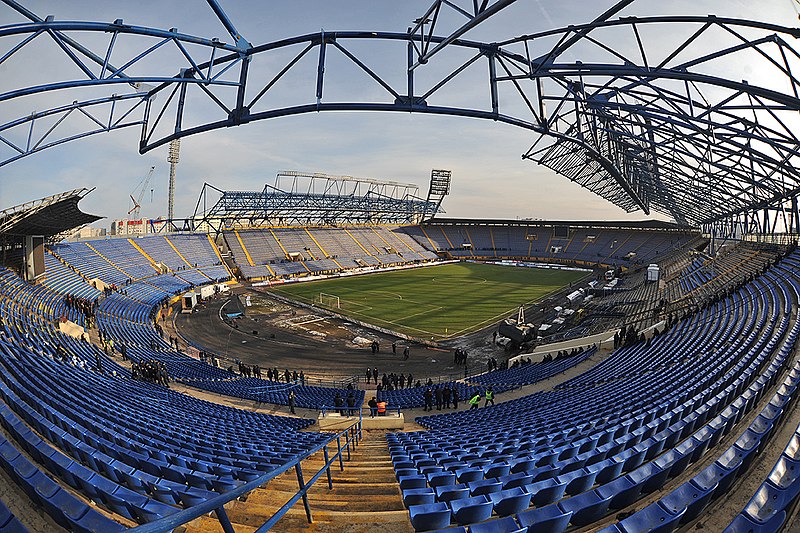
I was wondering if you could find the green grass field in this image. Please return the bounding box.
[268,262,586,340]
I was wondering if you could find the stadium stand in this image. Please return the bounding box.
[224,225,438,280]
[410,221,697,268]
[48,242,131,286]
[5,192,800,531]
[0,258,333,531]
[385,250,800,531]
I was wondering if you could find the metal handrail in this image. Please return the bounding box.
[129,418,362,533]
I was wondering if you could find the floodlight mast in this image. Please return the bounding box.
[425,169,451,220]
[167,139,180,227]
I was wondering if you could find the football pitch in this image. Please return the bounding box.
[267,262,587,340]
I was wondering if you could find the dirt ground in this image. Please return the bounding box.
[173,285,512,385]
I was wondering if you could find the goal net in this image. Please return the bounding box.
[316,293,341,309]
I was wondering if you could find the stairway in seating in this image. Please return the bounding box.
[184,430,412,532]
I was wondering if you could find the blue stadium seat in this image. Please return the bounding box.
[723,511,786,533]
[766,456,800,496]
[469,516,525,533]
[741,483,793,525]
[516,504,572,533]
[404,488,436,507]
[500,473,534,490]
[618,501,685,533]
[0,517,28,533]
[524,478,567,507]
[409,502,452,531]
[468,479,503,497]
[450,495,494,525]
[488,487,532,517]
[428,471,457,488]
[400,475,429,490]
[557,489,612,527]
[659,479,717,524]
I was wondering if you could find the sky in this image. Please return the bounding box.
[0,0,797,227]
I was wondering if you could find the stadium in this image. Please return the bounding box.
[2,1,800,532]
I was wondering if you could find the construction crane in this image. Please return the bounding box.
[128,166,156,217]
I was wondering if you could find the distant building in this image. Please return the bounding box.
[68,226,106,240]
[111,218,168,236]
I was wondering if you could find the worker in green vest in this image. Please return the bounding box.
[469,391,481,410]
[484,386,495,407]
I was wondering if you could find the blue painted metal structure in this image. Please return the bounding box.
[192,171,443,231]
[2,1,800,226]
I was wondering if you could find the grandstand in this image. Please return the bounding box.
[4,0,800,532]
[2,185,800,532]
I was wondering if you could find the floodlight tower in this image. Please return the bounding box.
[167,139,181,226]
[425,169,451,219]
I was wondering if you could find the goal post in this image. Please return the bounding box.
[316,292,341,309]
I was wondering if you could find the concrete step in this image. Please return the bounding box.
[247,482,402,504]
[184,431,410,533]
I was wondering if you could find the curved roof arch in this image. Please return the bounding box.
[1,1,800,226]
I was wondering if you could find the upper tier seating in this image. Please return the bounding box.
[49,234,228,289]
[41,253,102,301]
[224,225,437,280]
[168,234,221,268]
[408,225,697,268]
[49,242,130,286]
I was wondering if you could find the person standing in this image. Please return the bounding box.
[366,368,371,384]
[368,397,378,418]
[392,341,397,354]
[334,392,344,415]
[443,384,451,409]
[452,387,459,410]
[403,346,410,360]
[373,367,378,385]
[434,386,443,411]
[423,387,433,412]
[484,386,495,407]
[288,390,296,414]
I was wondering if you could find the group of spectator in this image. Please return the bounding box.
[377,371,415,391]
[453,348,469,365]
[62,294,98,327]
[486,356,500,372]
[258,367,306,385]
[614,324,643,348]
[235,362,308,384]
[132,359,170,387]
[333,390,359,416]
[197,350,219,366]
[422,384,461,411]
[370,340,411,359]
[97,329,115,354]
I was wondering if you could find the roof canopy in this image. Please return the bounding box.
[0,188,102,237]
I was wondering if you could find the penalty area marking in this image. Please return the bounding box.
[369,290,405,300]
[431,276,488,284]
